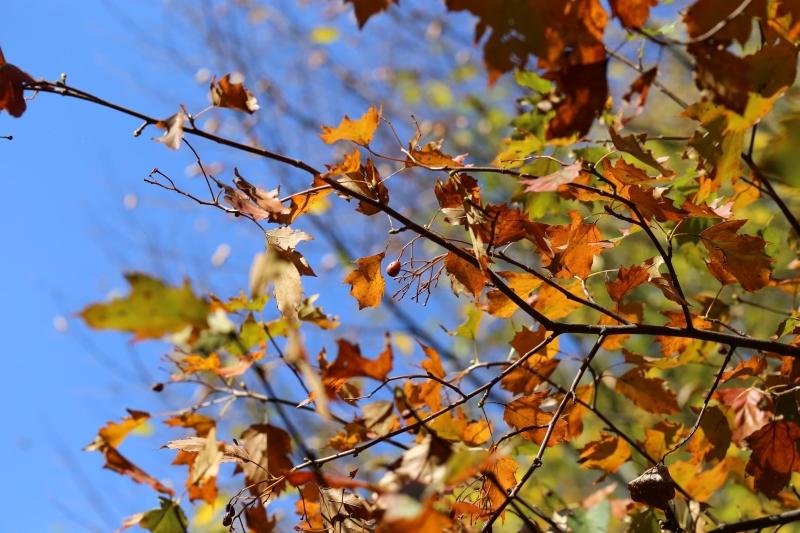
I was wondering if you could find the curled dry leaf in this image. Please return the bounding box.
[627,463,675,510]
[153,105,187,150]
[209,73,260,114]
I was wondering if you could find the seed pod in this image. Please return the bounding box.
[385,259,401,277]
[628,463,675,510]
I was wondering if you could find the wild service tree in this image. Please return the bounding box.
[3,0,800,531]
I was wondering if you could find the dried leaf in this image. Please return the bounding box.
[578,433,631,473]
[320,105,381,145]
[153,105,186,150]
[701,219,772,291]
[209,73,259,113]
[615,367,679,414]
[745,420,800,497]
[0,48,34,117]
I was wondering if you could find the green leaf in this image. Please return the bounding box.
[514,69,552,93]
[139,498,188,533]
[79,273,209,340]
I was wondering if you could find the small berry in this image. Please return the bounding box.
[386,259,401,277]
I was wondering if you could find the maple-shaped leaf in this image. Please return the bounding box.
[504,391,576,446]
[209,73,259,114]
[405,139,465,168]
[153,105,186,150]
[334,158,389,215]
[700,219,772,291]
[543,211,611,279]
[622,67,657,118]
[85,409,150,451]
[615,367,679,414]
[578,433,631,474]
[164,412,215,438]
[122,497,188,533]
[746,421,800,497]
[480,456,517,514]
[444,252,485,298]
[344,252,385,309]
[323,338,393,394]
[320,105,381,145]
[721,356,766,383]
[223,168,288,220]
[606,264,649,303]
[610,0,657,29]
[79,273,209,340]
[534,279,584,320]
[0,48,34,118]
[522,161,583,192]
[344,0,398,28]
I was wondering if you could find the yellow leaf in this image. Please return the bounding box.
[320,106,381,145]
[344,252,385,309]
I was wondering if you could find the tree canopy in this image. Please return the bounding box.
[4,0,800,531]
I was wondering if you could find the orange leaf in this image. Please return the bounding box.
[606,265,649,303]
[669,458,730,503]
[164,413,215,438]
[0,48,34,118]
[640,420,685,460]
[745,420,800,497]
[102,445,174,496]
[324,338,393,394]
[701,219,772,292]
[485,271,542,318]
[686,405,731,464]
[543,211,611,279]
[320,105,381,145]
[721,356,766,383]
[344,252,385,309]
[501,326,560,395]
[615,367,679,414]
[85,409,150,451]
[578,433,631,473]
[610,0,657,29]
[209,73,259,113]
[444,252,486,298]
[480,456,517,514]
[504,392,571,445]
[534,279,584,320]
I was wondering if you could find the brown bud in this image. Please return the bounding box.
[628,463,675,510]
[385,259,401,277]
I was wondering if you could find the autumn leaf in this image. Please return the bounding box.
[609,0,657,29]
[122,497,188,533]
[546,60,609,140]
[641,420,685,460]
[578,433,631,474]
[615,367,679,414]
[79,273,209,340]
[522,161,582,192]
[745,420,800,497]
[153,105,187,150]
[85,409,150,451]
[683,0,766,45]
[700,219,772,291]
[344,0,398,28]
[323,337,393,394]
[606,264,649,303]
[0,48,34,118]
[405,139,465,168]
[209,73,260,114]
[480,456,517,513]
[320,105,381,145]
[543,211,611,279]
[236,424,294,498]
[501,326,559,395]
[669,458,730,503]
[715,387,772,444]
[444,252,485,298]
[608,127,675,177]
[344,252,385,309]
[485,271,542,318]
[504,391,574,445]
[534,279,584,320]
[686,405,731,464]
[102,445,174,496]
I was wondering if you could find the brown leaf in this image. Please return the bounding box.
[0,48,34,118]
[684,0,766,45]
[344,252,385,309]
[163,413,215,438]
[616,367,679,414]
[722,356,767,383]
[209,73,259,114]
[546,60,609,140]
[701,219,772,291]
[610,0,657,29]
[405,139,465,168]
[344,0,398,28]
[504,392,572,445]
[609,127,675,176]
[686,405,731,464]
[236,424,294,499]
[745,420,800,497]
[606,264,649,303]
[320,105,381,145]
[623,67,657,111]
[102,445,174,495]
[578,433,631,473]
[444,252,485,298]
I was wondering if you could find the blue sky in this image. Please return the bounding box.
[0,2,590,531]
